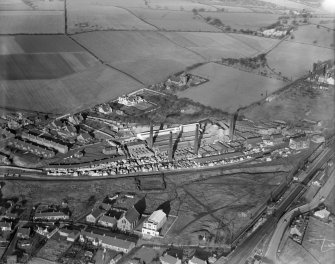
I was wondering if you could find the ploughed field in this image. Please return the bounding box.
[0,35,143,114]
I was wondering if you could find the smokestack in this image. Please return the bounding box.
[149,123,153,149]
[168,131,173,161]
[229,112,238,141]
[194,124,199,155]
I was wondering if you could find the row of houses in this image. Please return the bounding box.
[21,132,68,154]
[7,139,55,158]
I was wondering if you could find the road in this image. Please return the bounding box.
[264,153,335,263]
[218,146,333,264]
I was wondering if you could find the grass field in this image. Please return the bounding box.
[199,12,279,30]
[279,238,319,264]
[161,32,279,59]
[267,41,334,79]
[242,80,334,126]
[130,9,220,31]
[147,0,217,11]
[301,217,335,264]
[289,24,334,48]
[177,62,285,113]
[67,1,156,33]
[0,10,64,34]
[73,31,204,84]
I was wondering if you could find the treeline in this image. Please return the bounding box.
[221,53,267,69]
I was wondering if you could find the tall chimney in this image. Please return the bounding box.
[149,123,153,149]
[194,124,199,155]
[229,111,238,141]
[168,131,173,161]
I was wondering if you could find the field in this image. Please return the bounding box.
[177,62,285,113]
[72,31,204,85]
[0,54,75,80]
[267,41,334,79]
[0,64,143,114]
[0,35,143,114]
[278,238,319,264]
[130,9,220,31]
[0,10,64,34]
[242,80,334,126]
[67,1,156,33]
[199,12,280,30]
[301,217,335,264]
[1,169,286,245]
[290,24,334,48]
[161,32,279,59]
[147,0,217,11]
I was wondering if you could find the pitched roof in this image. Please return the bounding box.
[160,254,180,264]
[190,256,207,264]
[90,209,104,219]
[98,215,117,225]
[124,207,140,223]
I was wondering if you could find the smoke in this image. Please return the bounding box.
[322,0,335,13]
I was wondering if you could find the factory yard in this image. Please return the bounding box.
[177,62,285,113]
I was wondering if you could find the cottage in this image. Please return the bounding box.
[86,209,105,223]
[98,215,117,228]
[117,207,140,231]
[142,209,167,237]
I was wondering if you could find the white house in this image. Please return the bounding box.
[142,209,167,237]
[314,208,330,220]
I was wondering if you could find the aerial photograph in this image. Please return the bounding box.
[0,0,334,263]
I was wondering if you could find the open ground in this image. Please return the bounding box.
[177,62,285,113]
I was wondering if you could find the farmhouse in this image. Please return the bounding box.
[142,210,167,237]
[117,206,140,231]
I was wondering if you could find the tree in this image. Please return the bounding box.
[192,8,198,15]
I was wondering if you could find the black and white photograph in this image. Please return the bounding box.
[0,0,334,263]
